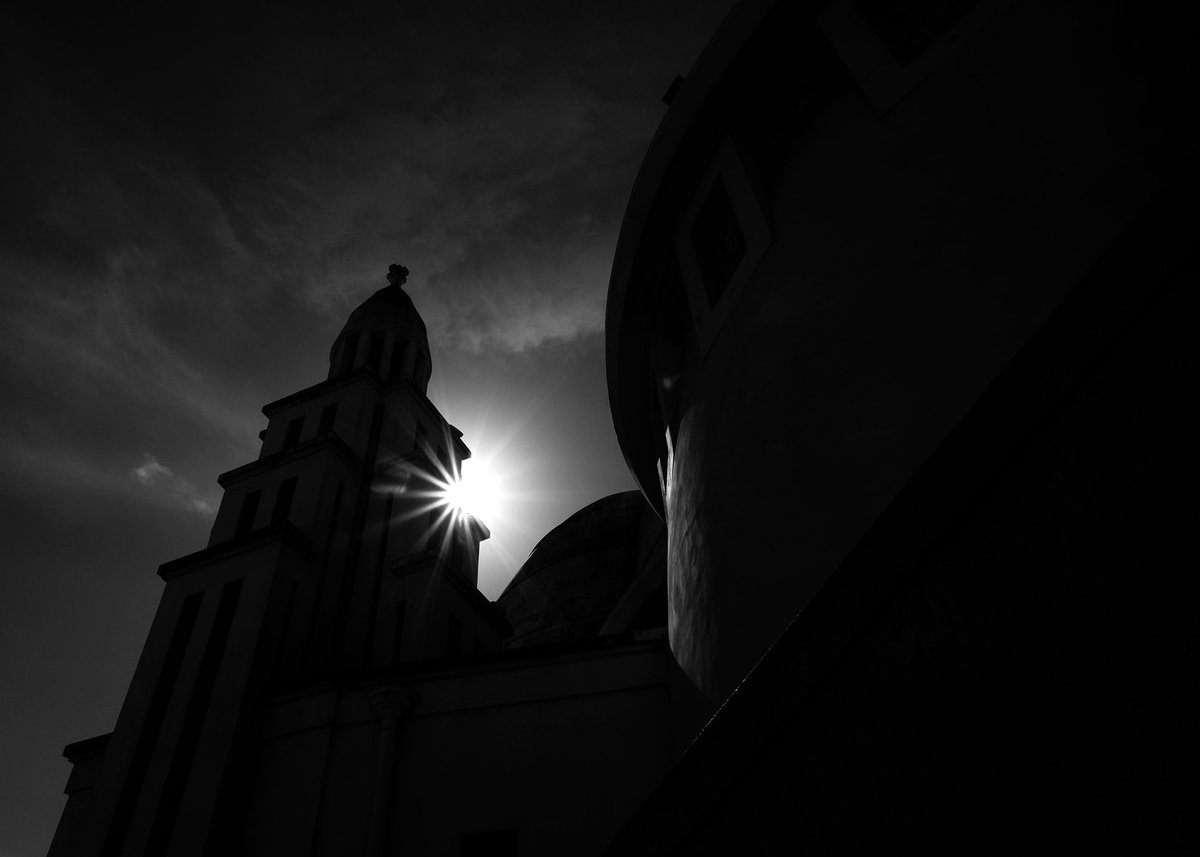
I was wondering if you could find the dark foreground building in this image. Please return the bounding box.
[53,1,1198,854]
[604,0,1199,852]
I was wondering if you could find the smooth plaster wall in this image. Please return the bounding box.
[665,1,1199,697]
[239,642,674,856]
[668,264,1199,855]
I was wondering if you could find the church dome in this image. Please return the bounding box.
[328,264,433,393]
[497,491,666,648]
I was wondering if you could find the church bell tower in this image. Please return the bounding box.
[51,266,503,857]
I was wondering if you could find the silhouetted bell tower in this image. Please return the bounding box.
[51,267,503,857]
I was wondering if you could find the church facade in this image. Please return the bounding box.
[49,269,696,857]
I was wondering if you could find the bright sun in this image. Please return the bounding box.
[441,457,500,525]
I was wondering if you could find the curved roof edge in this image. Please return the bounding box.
[496,491,666,648]
[328,283,430,364]
[604,0,779,515]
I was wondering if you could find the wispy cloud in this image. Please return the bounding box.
[0,249,266,438]
[419,242,611,353]
[0,0,729,506]
[233,75,628,354]
[130,456,171,485]
[0,433,216,518]
[130,454,215,515]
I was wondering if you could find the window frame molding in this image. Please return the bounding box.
[816,0,1015,115]
[674,136,772,355]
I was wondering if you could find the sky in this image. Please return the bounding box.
[0,1,733,852]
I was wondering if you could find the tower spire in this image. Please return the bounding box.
[328,263,431,391]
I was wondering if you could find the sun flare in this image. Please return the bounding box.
[440,457,500,525]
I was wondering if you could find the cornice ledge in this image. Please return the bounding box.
[218,433,360,487]
[157,522,317,581]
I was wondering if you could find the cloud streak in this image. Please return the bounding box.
[0,0,732,514]
[130,454,215,515]
[233,74,631,354]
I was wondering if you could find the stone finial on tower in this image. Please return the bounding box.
[387,263,409,288]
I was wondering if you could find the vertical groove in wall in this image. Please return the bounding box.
[392,601,407,666]
[305,480,344,671]
[334,404,385,664]
[101,593,202,857]
[273,580,298,677]
[146,578,244,854]
[364,492,394,664]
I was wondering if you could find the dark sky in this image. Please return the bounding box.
[0,1,732,852]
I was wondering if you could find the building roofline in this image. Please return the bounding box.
[261,366,446,423]
[261,366,382,416]
[62,732,112,761]
[267,627,670,700]
[157,522,318,581]
[390,548,510,634]
[217,432,360,488]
